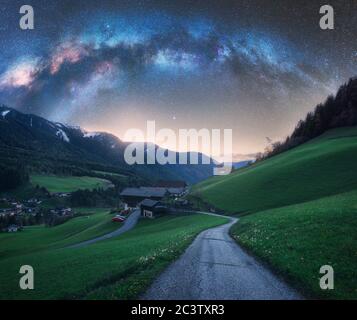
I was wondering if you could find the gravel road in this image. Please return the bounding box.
[69,209,141,248]
[142,215,302,300]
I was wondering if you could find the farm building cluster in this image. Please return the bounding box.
[0,179,190,231]
[120,180,188,218]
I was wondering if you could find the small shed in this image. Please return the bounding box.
[139,199,167,218]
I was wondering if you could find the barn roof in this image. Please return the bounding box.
[139,199,160,207]
[167,187,185,194]
[139,187,168,196]
[120,188,148,197]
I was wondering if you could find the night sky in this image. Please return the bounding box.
[0,0,356,156]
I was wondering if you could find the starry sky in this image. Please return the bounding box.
[0,0,356,156]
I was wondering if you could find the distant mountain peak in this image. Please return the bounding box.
[1,110,11,118]
[83,131,102,138]
[0,105,216,184]
[55,128,70,143]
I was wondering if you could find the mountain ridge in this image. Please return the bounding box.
[0,106,216,184]
[262,77,357,159]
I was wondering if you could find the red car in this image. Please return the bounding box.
[112,215,125,222]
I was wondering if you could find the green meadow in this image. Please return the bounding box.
[30,175,112,193]
[0,213,227,299]
[231,191,357,299]
[192,127,357,299]
[192,127,357,214]
[0,208,117,259]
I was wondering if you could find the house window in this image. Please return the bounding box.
[143,210,153,218]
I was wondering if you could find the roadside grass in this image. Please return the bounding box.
[0,208,116,258]
[30,175,112,193]
[192,127,357,214]
[230,190,357,299]
[0,213,228,299]
[191,127,357,299]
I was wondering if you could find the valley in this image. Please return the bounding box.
[1,0,357,305]
[0,213,227,299]
[1,78,357,300]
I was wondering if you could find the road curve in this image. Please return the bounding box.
[142,214,302,300]
[69,209,141,248]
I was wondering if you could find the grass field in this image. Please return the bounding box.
[0,213,228,299]
[192,127,357,299]
[192,127,357,214]
[0,208,117,259]
[30,175,112,193]
[231,191,357,299]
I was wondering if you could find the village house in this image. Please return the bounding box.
[0,208,16,217]
[120,182,189,209]
[167,187,186,197]
[23,206,40,215]
[53,192,71,198]
[15,203,23,210]
[139,199,167,218]
[50,207,73,216]
[26,198,42,205]
[120,187,168,208]
[61,208,73,216]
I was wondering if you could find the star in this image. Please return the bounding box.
[0,1,355,155]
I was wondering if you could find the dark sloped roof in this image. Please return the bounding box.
[139,187,167,197]
[120,188,147,197]
[139,199,160,207]
[167,187,185,194]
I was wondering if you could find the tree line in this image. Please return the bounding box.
[261,77,357,159]
[0,164,29,191]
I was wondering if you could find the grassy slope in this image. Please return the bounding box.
[30,175,112,193]
[0,208,117,259]
[231,190,357,299]
[0,213,228,300]
[192,127,357,214]
[192,127,357,299]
